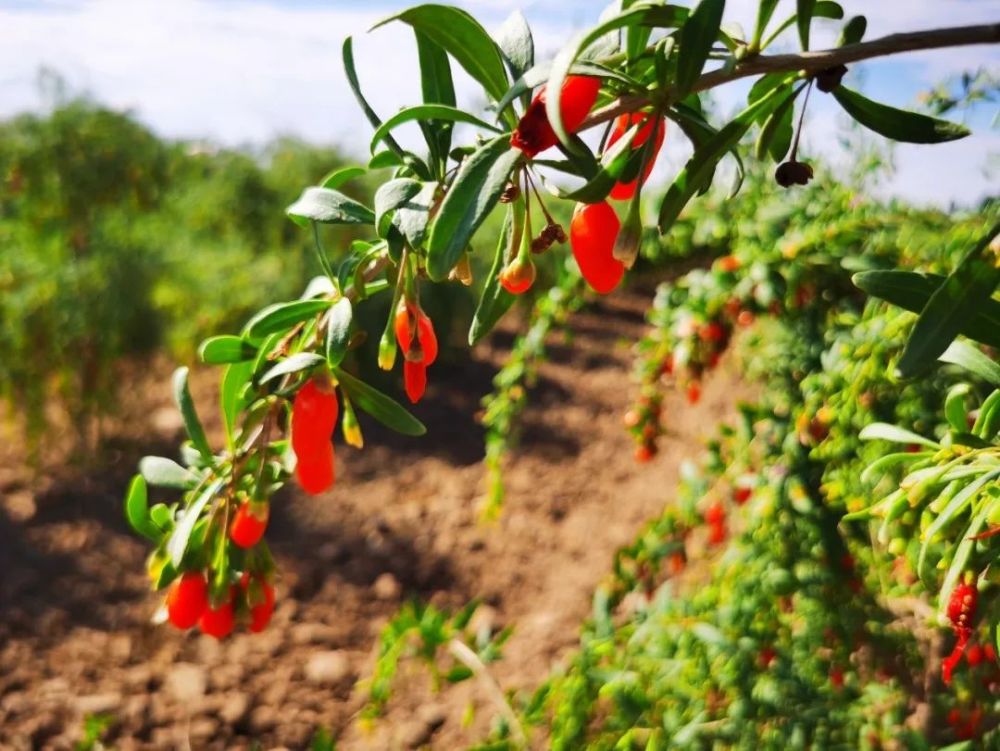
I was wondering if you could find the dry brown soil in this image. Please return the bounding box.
[0,288,752,750]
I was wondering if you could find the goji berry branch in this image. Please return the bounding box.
[582,22,1000,129]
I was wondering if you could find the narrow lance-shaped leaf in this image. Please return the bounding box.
[173,367,213,461]
[797,0,816,49]
[374,5,513,127]
[168,479,224,568]
[897,221,1000,376]
[545,4,689,146]
[676,0,725,96]
[259,353,326,385]
[658,84,795,232]
[415,31,456,170]
[221,361,253,449]
[426,136,521,281]
[124,475,159,541]
[243,299,332,343]
[286,186,376,228]
[370,106,503,156]
[555,120,644,203]
[858,422,939,448]
[469,201,522,345]
[198,335,256,364]
[833,86,971,144]
[851,270,1000,348]
[343,37,407,162]
[139,457,199,489]
[939,341,1000,387]
[496,9,534,83]
[325,298,353,368]
[334,368,427,436]
[320,165,366,190]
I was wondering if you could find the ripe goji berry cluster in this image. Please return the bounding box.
[942,579,978,685]
[165,570,275,639]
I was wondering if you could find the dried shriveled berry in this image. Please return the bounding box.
[166,572,208,630]
[230,500,269,549]
[815,64,848,92]
[607,113,666,201]
[510,76,601,157]
[775,160,814,188]
[570,202,624,294]
[499,256,536,295]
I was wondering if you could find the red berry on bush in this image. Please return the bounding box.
[570,202,624,294]
[737,309,755,327]
[166,572,208,630]
[510,76,601,157]
[686,382,701,405]
[241,573,275,633]
[292,378,338,495]
[635,444,654,463]
[704,502,725,526]
[403,360,427,404]
[716,255,741,273]
[733,485,752,505]
[943,580,978,684]
[966,643,984,667]
[499,256,536,295]
[230,500,269,549]
[199,589,235,639]
[394,302,438,366]
[606,113,666,201]
[296,447,335,495]
[699,321,725,343]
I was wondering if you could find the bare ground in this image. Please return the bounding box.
[0,288,754,750]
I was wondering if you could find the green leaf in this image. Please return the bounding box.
[937,486,993,615]
[260,353,326,385]
[415,30,456,168]
[343,37,409,165]
[139,457,198,489]
[945,383,972,433]
[221,361,253,448]
[198,335,256,365]
[325,298,353,368]
[168,479,223,568]
[375,179,423,236]
[897,221,1000,375]
[762,1,843,48]
[244,300,332,343]
[558,120,645,203]
[939,341,1000,387]
[320,165,366,190]
[374,5,511,119]
[545,4,689,147]
[752,0,781,48]
[858,422,939,448]
[860,451,929,485]
[369,150,404,170]
[370,105,502,156]
[334,368,427,436]
[796,0,816,49]
[496,10,535,83]
[172,367,213,461]
[755,86,797,161]
[833,86,971,144]
[838,15,866,46]
[658,84,794,232]
[124,475,159,541]
[677,0,725,96]
[851,270,1000,348]
[469,201,522,345]
[426,136,521,281]
[286,186,376,228]
[973,389,1000,439]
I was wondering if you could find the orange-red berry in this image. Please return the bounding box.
[403,360,427,404]
[510,76,601,157]
[607,113,666,201]
[394,302,438,366]
[241,573,276,633]
[499,257,536,295]
[570,202,624,294]
[230,501,269,549]
[296,445,335,495]
[686,382,701,405]
[292,379,338,495]
[166,572,208,630]
[199,589,235,640]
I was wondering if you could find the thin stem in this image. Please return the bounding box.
[580,23,1000,131]
[447,639,528,749]
[789,80,813,161]
[311,222,336,282]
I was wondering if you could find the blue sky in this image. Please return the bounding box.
[0,0,997,207]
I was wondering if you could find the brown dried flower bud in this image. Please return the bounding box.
[775,161,814,188]
[815,64,848,93]
[499,183,521,203]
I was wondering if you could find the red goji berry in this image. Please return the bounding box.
[733,485,752,505]
[966,644,984,667]
[230,500,269,549]
[635,444,655,463]
[699,321,725,343]
[241,573,275,633]
[510,76,601,157]
[403,360,427,404]
[606,113,666,201]
[499,256,536,295]
[394,302,438,366]
[570,201,624,294]
[704,502,725,526]
[166,572,208,630]
[737,309,755,327]
[759,647,776,669]
[296,446,335,495]
[291,379,338,460]
[687,382,701,405]
[716,255,741,273]
[943,580,978,684]
[199,588,236,640]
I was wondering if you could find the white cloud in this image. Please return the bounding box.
[0,0,995,206]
